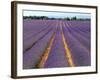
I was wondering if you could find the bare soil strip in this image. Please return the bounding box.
[60,22,75,67]
[36,32,56,68]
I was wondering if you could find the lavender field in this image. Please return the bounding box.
[23,19,91,69]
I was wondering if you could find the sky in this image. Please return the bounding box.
[23,10,91,19]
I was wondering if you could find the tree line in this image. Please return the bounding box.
[23,16,90,21]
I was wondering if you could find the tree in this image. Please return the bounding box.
[71,16,77,20]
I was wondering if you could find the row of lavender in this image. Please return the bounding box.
[62,21,90,67]
[23,20,91,69]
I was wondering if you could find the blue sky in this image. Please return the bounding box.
[23,10,91,19]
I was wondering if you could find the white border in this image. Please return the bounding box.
[17,3,96,76]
